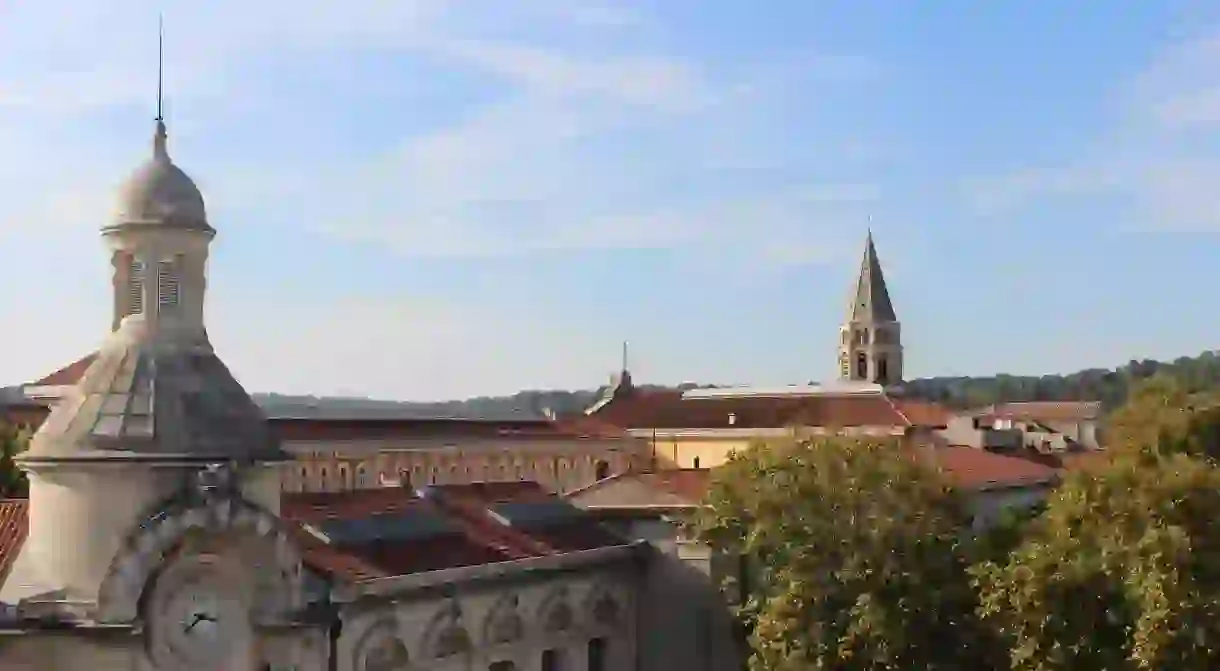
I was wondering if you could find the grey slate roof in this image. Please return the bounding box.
[21,320,288,463]
[848,232,897,323]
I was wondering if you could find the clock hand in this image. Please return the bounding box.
[184,613,203,633]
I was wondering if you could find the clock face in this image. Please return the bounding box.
[148,561,250,670]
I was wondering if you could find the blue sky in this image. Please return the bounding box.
[1,1,1219,400]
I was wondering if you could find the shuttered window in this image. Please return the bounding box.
[128,258,145,315]
[156,257,180,309]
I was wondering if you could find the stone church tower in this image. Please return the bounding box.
[838,232,903,386]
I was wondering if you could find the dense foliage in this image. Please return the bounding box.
[973,454,1220,670]
[690,436,1001,671]
[251,349,1220,418]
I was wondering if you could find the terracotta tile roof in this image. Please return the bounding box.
[928,447,1059,491]
[280,483,626,582]
[423,482,626,554]
[569,469,712,504]
[892,400,954,429]
[572,447,1060,510]
[590,390,917,430]
[270,417,627,442]
[281,487,429,522]
[29,353,96,387]
[978,401,1101,422]
[0,500,27,581]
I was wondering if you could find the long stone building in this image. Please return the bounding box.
[12,357,651,496]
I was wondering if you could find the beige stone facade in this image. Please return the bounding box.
[284,433,647,495]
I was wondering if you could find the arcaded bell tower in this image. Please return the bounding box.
[838,231,903,386]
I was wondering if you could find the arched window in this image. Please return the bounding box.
[877,356,889,384]
[856,352,868,379]
[693,457,701,469]
[357,466,368,488]
[541,650,561,671]
[594,460,610,481]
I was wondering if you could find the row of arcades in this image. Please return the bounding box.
[282,449,645,495]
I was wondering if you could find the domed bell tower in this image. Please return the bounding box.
[838,232,903,386]
[2,98,288,612]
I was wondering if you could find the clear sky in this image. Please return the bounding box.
[1,1,1218,401]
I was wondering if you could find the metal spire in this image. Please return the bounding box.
[156,14,164,122]
[153,14,168,160]
[621,340,629,372]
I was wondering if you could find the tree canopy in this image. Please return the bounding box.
[690,436,1000,671]
[1104,374,1220,461]
[973,454,1220,670]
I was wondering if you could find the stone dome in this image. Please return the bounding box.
[109,120,212,233]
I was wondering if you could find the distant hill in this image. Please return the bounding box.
[250,349,1220,420]
[12,351,1217,420]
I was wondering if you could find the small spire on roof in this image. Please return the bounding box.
[152,14,169,161]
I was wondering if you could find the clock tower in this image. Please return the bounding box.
[0,98,291,645]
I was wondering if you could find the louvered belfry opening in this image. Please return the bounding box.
[156,255,182,311]
[128,256,145,317]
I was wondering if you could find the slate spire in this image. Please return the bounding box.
[848,230,897,322]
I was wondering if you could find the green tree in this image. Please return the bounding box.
[973,454,1220,671]
[0,423,29,498]
[690,435,1001,671]
[1105,374,1220,460]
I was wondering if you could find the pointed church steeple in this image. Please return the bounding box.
[849,230,897,322]
[838,231,903,386]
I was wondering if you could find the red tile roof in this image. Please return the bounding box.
[570,447,1061,510]
[892,400,954,429]
[270,417,628,442]
[280,483,626,582]
[590,389,924,430]
[0,500,27,581]
[567,468,712,506]
[929,447,1059,490]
